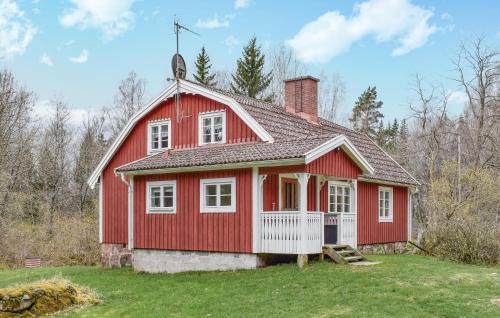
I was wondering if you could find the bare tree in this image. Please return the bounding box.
[318,72,346,122]
[37,101,73,237]
[74,113,107,216]
[109,71,146,138]
[268,45,306,105]
[214,70,232,91]
[453,36,499,168]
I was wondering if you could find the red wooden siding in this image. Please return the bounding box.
[305,149,361,179]
[262,174,279,211]
[357,181,408,244]
[307,175,317,211]
[102,93,259,244]
[133,169,252,253]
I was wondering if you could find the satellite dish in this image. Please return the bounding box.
[171,53,186,79]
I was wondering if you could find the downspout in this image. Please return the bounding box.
[119,173,134,250]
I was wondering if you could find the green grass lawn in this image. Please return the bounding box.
[1,255,499,317]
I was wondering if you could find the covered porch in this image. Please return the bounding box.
[253,166,359,255]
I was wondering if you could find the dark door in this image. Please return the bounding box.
[324,214,338,244]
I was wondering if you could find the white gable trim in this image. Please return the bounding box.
[87,80,273,189]
[304,135,375,175]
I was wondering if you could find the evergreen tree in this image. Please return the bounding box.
[348,86,384,138]
[231,37,273,100]
[375,120,386,146]
[193,47,217,86]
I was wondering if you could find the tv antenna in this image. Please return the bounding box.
[172,18,199,123]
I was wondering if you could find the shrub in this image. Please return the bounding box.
[424,162,500,264]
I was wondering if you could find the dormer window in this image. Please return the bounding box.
[199,111,226,145]
[148,119,171,153]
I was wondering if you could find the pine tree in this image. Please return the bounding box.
[375,120,386,146]
[193,47,217,86]
[231,37,273,100]
[348,86,384,139]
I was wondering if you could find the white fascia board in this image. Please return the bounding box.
[87,79,273,189]
[304,135,375,174]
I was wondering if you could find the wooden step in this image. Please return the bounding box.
[322,245,366,264]
[344,256,364,262]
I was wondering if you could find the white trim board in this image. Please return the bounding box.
[87,79,274,189]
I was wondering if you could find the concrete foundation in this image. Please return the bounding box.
[358,242,407,254]
[101,243,132,268]
[132,249,263,273]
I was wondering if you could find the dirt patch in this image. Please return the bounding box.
[0,276,99,317]
[490,298,500,306]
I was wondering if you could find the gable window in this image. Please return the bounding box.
[328,182,352,213]
[146,181,176,214]
[379,186,393,222]
[199,111,226,145]
[148,119,171,153]
[200,177,236,213]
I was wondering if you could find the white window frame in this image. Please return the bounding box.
[146,180,177,214]
[198,111,226,145]
[327,181,353,214]
[200,177,236,213]
[147,119,172,154]
[378,186,393,222]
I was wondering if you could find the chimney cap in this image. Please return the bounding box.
[284,75,320,83]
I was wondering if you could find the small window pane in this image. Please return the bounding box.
[150,187,161,208]
[220,184,231,195]
[344,187,350,195]
[220,195,231,206]
[206,195,217,207]
[164,197,173,208]
[337,204,343,213]
[204,134,212,143]
[203,118,211,127]
[214,116,222,125]
[206,185,217,195]
[329,203,334,213]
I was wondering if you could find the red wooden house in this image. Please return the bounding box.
[88,76,419,273]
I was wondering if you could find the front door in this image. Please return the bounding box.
[326,181,356,247]
[281,178,298,211]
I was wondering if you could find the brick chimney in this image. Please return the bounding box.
[284,76,319,124]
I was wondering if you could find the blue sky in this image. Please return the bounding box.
[1,0,499,124]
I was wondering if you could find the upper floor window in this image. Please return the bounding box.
[200,177,236,213]
[146,180,176,214]
[379,186,393,222]
[148,119,171,154]
[199,111,226,145]
[328,182,352,213]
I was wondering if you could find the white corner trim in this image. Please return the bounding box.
[98,174,103,244]
[200,177,237,213]
[252,167,259,253]
[87,79,273,189]
[146,180,177,214]
[304,135,375,174]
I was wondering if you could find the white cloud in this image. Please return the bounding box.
[34,99,101,127]
[448,90,468,104]
[59,0,135,41]
[195,15,231,29]
[287,0,439,63]
[69,49,88,63]
[0,0,36,60]
[235,0,250,9]
[39,53,54,66]
[224,35,240,49]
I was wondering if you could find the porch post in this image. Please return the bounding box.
[127,175,134,250]
[352,179,357,248]
[296,173,310,264]
[252,167,259,253]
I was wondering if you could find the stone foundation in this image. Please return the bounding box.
[132,249,263,273]
[101,243,132,268]
[358,242,407,254]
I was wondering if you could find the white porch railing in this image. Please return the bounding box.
[259,211,324,254]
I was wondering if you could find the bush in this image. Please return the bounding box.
[424,162,500,264]
[0,216,100,268]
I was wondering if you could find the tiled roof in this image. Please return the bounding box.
[117,81,419,186]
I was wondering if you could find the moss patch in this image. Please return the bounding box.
[0,277,99,317]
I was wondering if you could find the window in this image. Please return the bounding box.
[379,186,393,222]
[281,178,298,211]
[328,182,352,213]
[200,177,236,213]
[199,111,226,145]
[146,181,176,214]
[148,120,171,153]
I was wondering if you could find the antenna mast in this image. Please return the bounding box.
[173,19,199,123]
